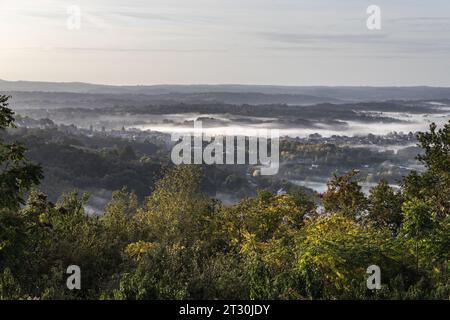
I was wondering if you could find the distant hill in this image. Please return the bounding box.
[4,91,342,109]
[2,79,450,106]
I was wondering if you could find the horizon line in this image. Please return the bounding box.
[2,78,450,89]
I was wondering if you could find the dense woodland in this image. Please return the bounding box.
[0,95,448,299]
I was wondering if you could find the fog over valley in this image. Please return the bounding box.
[4,80,448,209]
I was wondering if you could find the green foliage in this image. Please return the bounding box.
[321,169,368,220]
[0,268,21,300]
[295,213,393,298]
[402,121,450,218]
[400,120,449,287]
[0,95,43,210]
[367,178,403,233]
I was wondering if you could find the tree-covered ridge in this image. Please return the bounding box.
[0,95,448,300]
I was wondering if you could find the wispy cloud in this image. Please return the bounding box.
[257,32,389,45]
[387,16,450,22]
[0,46,227,53]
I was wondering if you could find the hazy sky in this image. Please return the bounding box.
[1,0,450,86]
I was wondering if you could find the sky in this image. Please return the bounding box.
[1,0,450,86]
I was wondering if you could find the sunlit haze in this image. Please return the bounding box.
[1,0,450,85]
